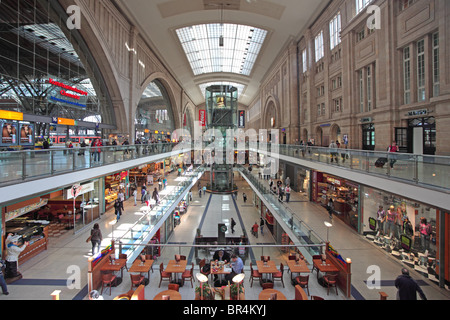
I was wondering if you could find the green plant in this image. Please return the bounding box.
[230,283,244,300]
[195,283,214,300]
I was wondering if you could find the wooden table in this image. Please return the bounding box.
[287,259,310,280]
[258,289,287,300]
[256,260,278,283]
[210,261,231,282]
[165,260,187,285]
[312,258,339,286]
[101,258,128,279]
[153,289,182,300]
[129,259,154,280]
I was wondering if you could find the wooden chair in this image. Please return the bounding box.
[101,273,117,296]
[145,254,154,273]
[130,273,145,290]
[119,254,128,271]
[199,259,210,278]
[159,263,172,288]
[249,262,261,287]
[294,285,308,300]
[260,256,270,261]
[182,263,195,288]
[295,274,310,296]
[311,295,325,300]
[323,273,338,295]
[262,282,274,290]
[272,263,285,288]
[311,255,322,276]
[179,255,187,260]
[168,283,180,292]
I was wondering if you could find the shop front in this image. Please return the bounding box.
[312,171,360,231]
[129,159,173,192]
[105,171,129,211]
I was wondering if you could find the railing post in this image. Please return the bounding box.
[21,152,27,180]
[413,154,419,184]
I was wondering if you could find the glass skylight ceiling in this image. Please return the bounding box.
[176,23,267,76]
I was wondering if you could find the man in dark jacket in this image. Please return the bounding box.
[395,268,427,300]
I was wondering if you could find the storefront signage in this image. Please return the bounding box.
[406,109,428,117]
[57,118,76,126]
[326,176,342,186]
[66,182,95,199]
[47,78,88,109]
[360,117,373,123]
[6,199,48,222]
[238,110,245,128]
[199,110,206,127]
[0,110,24,121]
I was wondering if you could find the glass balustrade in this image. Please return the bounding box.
[237,166,324,259]
[116,166,206,260]
[1,142,449,191]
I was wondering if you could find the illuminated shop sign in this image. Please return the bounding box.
[47,78,88,109]
[238,110,245,128]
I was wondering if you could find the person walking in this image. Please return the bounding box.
[0,256,9,295]
[231,218,236,234]
[141,184,147,204]
[89,223,103,256]
[395,268,427,300]
[329,141,338,163]
[152,187,160,205]
[285,185,291,203]
[243,193,247,203]
[133,188,137,206]
[114,199,122,222]
[260,217,265,236]
[388,141,399,169]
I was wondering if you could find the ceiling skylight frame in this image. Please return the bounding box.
[176,23,267,76]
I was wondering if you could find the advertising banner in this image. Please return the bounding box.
[199,109,206,127]
[238,110,245,128]
[1,120,18,146]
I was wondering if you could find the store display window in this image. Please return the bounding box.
[361,186,437,256]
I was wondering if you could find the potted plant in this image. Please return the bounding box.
[195,283,214,300]
[230,283,244,300]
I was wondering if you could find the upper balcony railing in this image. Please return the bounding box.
[1,141,449,192]
[0,143,180,186]
[251,143,450,191]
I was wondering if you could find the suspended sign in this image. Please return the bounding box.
[47,78,88,109]
[238,110,245,128]
[199,110,206,127]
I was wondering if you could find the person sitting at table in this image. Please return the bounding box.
[212,250,231,281]
[225,254,244,283]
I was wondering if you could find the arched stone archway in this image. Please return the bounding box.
[315,126,323,146]
[302,128,309,144]
[134,79,177,143]
[330,124,342,144]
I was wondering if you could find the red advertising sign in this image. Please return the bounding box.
[199,110,206,127]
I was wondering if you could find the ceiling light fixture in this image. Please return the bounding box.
[219,3,224,47]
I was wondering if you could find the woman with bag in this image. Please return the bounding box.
[87,223,102,256]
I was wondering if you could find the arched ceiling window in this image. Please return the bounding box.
[176,23,268,76]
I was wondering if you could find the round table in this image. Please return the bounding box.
[153,290,182,300]
[258,289,287,300]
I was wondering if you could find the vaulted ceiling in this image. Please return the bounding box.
[114,0,330,106]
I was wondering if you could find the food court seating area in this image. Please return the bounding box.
[91,244,345,301]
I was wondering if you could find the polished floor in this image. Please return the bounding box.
[1,169,449,301]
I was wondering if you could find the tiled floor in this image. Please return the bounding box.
[1,169,449,301]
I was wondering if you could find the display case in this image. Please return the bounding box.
[4,219,49,265]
